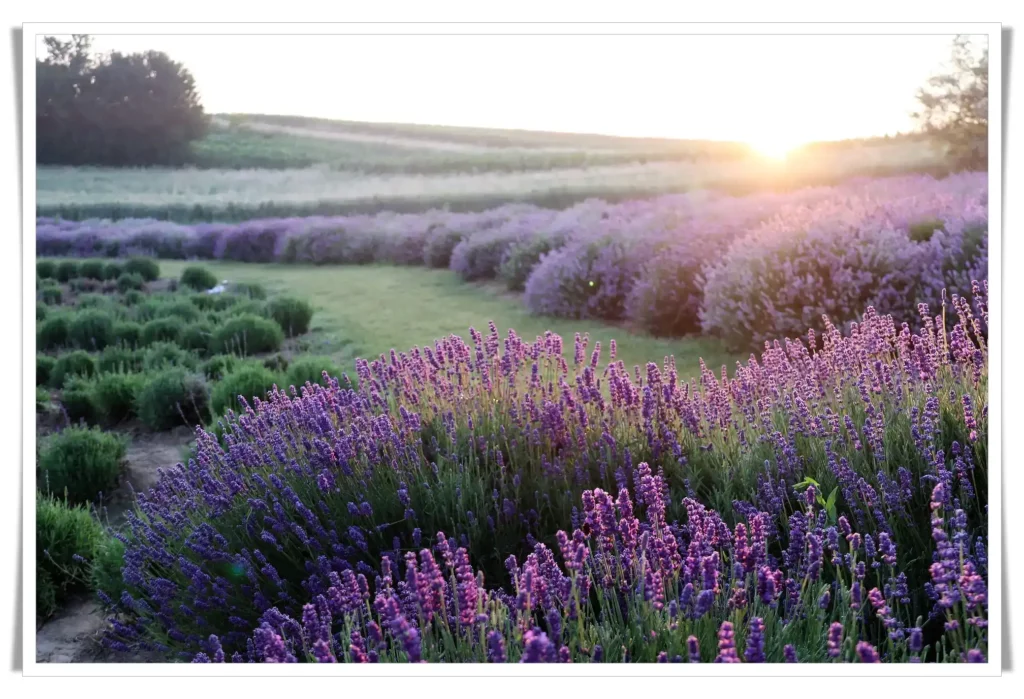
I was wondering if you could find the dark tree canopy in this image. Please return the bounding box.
[37,35,208,166]
[913,35,989,171]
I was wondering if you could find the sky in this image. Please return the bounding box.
[35,33,978,149]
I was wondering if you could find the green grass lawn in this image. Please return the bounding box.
[155,261,741,380]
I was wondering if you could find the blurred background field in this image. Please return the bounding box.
[37,114,948,222]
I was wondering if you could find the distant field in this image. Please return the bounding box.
[37,117,948,222]
[151,260,741,379]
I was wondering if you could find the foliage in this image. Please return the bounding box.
[36,35,207,166]
[37,259,57,279]
[155,299,202,323]
[79,259,106,280]
[49,350,97,388]
[98,345,142,374]
[266,296,314,337]
[103,261,123,280]
[284,355,341,389]
[499,234,564,292]
[39,281,63,305]
[112,321,144,348]
[142,341,199,371]
[36,494,103,619]
[68,308,115,350]
[55,260,79,283]
[210,363,282,416]
[135,368,210,431]
[180,322,214,354]
[37,315,68,350]
[141,318,182,346]
[37,354,56,386]
[60,376,101,425]
[180,265,219,291]
[38,425,125,505]
[117,272,146,293]
[123,257,161,282]
[913,36,988,170]
[92,372,145,424]
[201,353,243,381]
[209,314,284,355]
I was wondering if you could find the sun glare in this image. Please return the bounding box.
[748,136,802,161]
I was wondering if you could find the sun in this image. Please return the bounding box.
[747,134,806,161]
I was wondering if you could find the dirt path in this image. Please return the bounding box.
[36,596,108,663]
[37,426,195,662]
[105,426,195,527]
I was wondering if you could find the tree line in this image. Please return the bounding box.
[36,35,208,166]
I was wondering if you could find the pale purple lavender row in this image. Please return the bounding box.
[38,172,987,347]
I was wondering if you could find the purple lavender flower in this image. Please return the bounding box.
[827,622,843,658]
[744,617,765,663]
[714,621,739,663]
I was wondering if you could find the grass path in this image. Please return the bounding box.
[157,261,741,380]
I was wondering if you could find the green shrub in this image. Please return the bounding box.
[102,261,123,280]
[262,353,289,373]
[37,355,56,385]
[39,426,125,505]
[91,535,130,610]
[286,355,341,389]
[210,364,281,416]
[55,260,80,283]
[36,494,103,619]
[38,315,71,351]
[201,353,241,381]
[190,292,242,312]
[142,341,198,371]
[267,296,314,337]
[36,386,52,412]
[141,318,182,346]
[79,259,106,280]
[499,235,562,292]
[69,277,102,294]
[75,293,113,310]
[908,218,945,243]
[117,272,145,292]
[68,309,115,350]
[49,350,97,388]
[39,282,63,305]
[112,321,143,348]
[180,323,213,355]
[223,298,267,318]
[37,259,57,279]
[98,345,141,374]
[180,266,219,291]
[92,372,145,425]
[60,376,100,425]
[209,314,284,355]
[37,302,48,321]
[232,281,267,299]
[155,299,202,323]
[123,257,160,282]
[122,289,144,306]
[136,368,210,430]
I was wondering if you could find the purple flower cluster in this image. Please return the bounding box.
[98,278,987,664]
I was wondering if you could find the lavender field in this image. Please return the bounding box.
[38,171,988,351]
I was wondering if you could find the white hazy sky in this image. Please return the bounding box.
[36,33,977,147]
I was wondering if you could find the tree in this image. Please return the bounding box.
[912,35,989,171]
[36,35,208,166]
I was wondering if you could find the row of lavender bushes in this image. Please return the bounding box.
[37,173,987,351]
[93,281,988,663]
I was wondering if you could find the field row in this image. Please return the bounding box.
[38,137,947,221]
[38,172,989,352]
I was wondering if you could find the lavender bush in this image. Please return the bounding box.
[37,172,987,346]
[97,279,987,663]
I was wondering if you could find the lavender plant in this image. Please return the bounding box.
[97,279,987,663]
